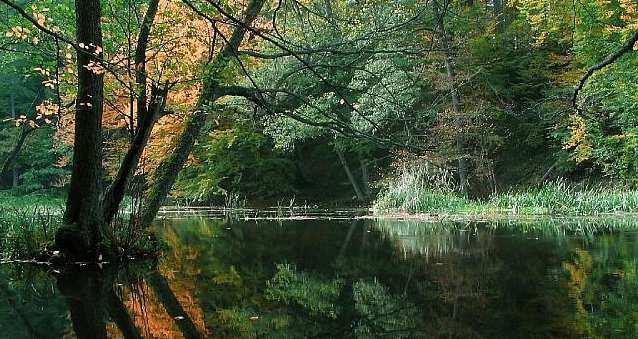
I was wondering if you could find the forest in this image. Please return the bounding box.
[1,0,638,337]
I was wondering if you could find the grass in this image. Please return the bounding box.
[0,191,160,262]
[0,191,64,210]
[373,163,638,217]
[0,206,61,261]
[0,192,66,261]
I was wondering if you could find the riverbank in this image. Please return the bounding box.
[0,191,64,210]
[373,181,638,217]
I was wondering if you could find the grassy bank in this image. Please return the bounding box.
[0,192,65,260]
[0,192,162,262]
[374,170,638,217]
[0,191,65,210]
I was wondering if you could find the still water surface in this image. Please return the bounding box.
[1,210,638,338]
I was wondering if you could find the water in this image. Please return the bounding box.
[1,211,638,338]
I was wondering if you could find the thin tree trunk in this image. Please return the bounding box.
[337,219,360,261]
[134,0,160,124]
[434,0,468,193]
[0,126,34,188]
[59,0,105,258]
[102,0,161,225]
[10,91,16,187]
[493,0,506,33]
[106,288,142,339]
[359,157,370,198]
[139,107,209,227]
[336,149,366,202]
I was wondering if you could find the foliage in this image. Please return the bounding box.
[265,263,342,319]
[374,159,474,213]
[174,121,296,203]
[352,279,421,338]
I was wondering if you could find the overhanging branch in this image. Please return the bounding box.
[572,30,638,109]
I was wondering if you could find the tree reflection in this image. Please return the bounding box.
[54,264,204,339]
[2,217,638,338]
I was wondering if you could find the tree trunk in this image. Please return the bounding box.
[359,157,370,198]
[134,0,160,124]
[10,91,16,187]
[139,107,208,226]
[138,0,266,226]
[57,269,109,339]
[103,86,167,225]
[0,126,34,188]
[101,0,161,225]
[58,0,105,258]
[106,289,142,339]
[493,0,506,33]
[336,148,366,202]
[434,0,468,193]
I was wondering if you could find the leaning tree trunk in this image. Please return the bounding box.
[57,0,105,259]
[138,106,209,227]
[100,0,162,225]
[138,0,266,226]
[102,87,166,225]
[336,149,366,202]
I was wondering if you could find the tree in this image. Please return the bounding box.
[58,0,106,257]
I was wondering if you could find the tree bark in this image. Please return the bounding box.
[10,91,16,187]
[134,0,160,124]
[59,0,105,258]
[106,288,142,339]
[493,0,506,33]
[359,157,370,198]
[57,268,109,339]
[101,0,161,225]
[102,86,167,225]
[138,107,209,226]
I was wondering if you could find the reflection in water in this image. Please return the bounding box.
[0,215,638,337]
[56,264,205,339]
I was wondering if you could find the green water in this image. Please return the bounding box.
[1,212,638,338]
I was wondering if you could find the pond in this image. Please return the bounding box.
[1,210,638,338]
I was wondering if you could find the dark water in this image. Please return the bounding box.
[1,213,638,338]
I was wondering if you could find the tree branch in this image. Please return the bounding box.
[572,30,638,108]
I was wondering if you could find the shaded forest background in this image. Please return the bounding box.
[2,0,638,206]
